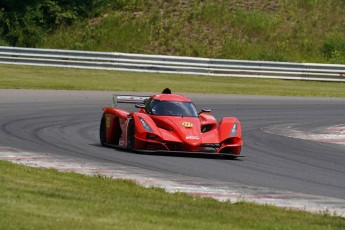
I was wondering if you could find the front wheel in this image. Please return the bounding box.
[99,113,106,146]
[127,118,135,151]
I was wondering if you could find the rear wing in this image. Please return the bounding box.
[112,94,150,107]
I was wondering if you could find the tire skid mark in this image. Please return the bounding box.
[264,123,345,146]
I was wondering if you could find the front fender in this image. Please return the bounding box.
[102,108,129,145]
[218,117,242,142]
[130,113,182,145]
[131,113,162,139]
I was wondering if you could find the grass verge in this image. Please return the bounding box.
[39,0,345,64]
[1,160,344,229]
[1,64,345,97]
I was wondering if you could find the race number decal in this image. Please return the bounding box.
[182,122,193,128]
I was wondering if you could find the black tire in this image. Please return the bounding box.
[99,113,106,146]
[127,118,135,151]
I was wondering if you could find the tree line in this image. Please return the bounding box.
[0,0,127,47]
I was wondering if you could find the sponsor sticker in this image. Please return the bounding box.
[186,135,199,140]
[182,122,193,128]
[106,116,111,128]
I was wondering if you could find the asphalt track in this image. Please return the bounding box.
[1,90,345,200]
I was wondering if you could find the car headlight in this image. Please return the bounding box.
[139,117,153,132]
[230,122,238,136]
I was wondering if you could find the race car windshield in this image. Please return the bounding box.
[150,100,198,117]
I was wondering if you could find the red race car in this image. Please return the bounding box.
[100,89,243,158]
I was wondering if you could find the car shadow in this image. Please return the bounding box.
[134,150,243,161]
[91,143,243,161]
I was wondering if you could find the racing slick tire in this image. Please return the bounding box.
[127,117,135,151]
[99,113,106,146]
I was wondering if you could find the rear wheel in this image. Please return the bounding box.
[127,118,135,151]
[99,113,106,146]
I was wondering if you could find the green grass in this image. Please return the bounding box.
[1,64,345,97]
[1,160,344,229]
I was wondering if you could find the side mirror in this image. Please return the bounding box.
[135,104,145,109]
[199,108,211,114]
